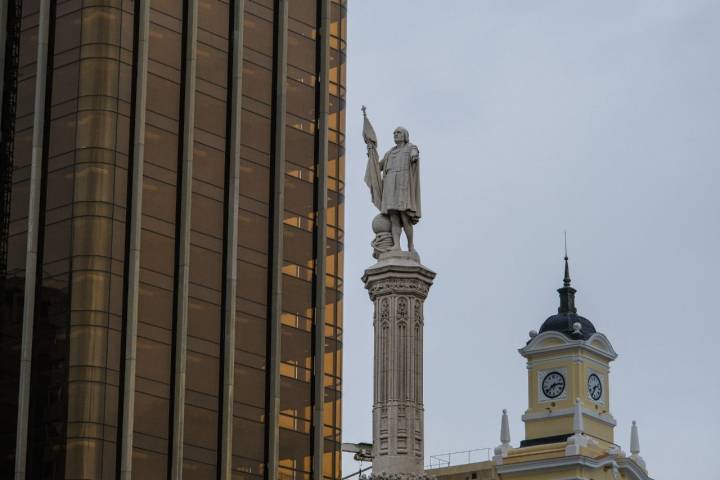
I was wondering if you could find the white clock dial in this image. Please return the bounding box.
[541,371,566,399]
[587,373,603,401]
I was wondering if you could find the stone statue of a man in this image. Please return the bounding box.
[362,108,422,257]
[379,127,421,252]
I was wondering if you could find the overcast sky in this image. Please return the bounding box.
[340,1,720,479]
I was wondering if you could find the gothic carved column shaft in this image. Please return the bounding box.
[364,256,435,477]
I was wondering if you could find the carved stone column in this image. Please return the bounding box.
[362,252,436,477]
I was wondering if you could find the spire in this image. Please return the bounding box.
[493,409,512,464]
[630,420,640,455]
[563,257,571,287]
[558,233,577,314]
[629,420,647,470]
[500,409,511,446]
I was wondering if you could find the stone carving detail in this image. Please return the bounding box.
[368,278,429,300]
[414,411,423,457]
[379,411,388,454]
[398,297,408,322]
[380,298,390,324]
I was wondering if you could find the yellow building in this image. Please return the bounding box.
[427,257,652,480]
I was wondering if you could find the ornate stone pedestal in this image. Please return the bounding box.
[362,251,436,477]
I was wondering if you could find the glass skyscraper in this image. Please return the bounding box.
[0,0,346,478]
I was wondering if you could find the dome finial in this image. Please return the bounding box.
[557,232,577,314]
[563,231,571,287]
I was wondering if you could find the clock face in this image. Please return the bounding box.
[587,373,603,401]
[541,371,566,399]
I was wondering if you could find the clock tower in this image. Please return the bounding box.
[519,255,618,446]
[426,255,652,480]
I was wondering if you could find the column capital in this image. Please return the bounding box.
[363,252,436,301]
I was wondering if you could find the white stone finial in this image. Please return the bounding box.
[493,409,512,464]
[500,409,511,446]
[573,397,584,435]
[629,420,647,470]
[529,330,538,338]
[630,420,640,455]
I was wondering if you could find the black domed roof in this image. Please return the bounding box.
[540,313,596,340]
[537,255,597,340]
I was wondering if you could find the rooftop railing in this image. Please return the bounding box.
[425,448,492,469]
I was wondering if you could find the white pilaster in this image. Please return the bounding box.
[565,398,590,456]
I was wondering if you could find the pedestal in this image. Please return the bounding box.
[362,251,436,477]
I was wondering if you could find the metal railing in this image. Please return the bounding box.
[425,448,492,469]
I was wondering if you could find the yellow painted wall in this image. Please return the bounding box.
[524,346,614,443]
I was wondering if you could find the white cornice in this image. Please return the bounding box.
[497,454,652,480]
[522,405,617,427]
[618,456,653,479]
[519,331,618,361]
[527,353,610,371]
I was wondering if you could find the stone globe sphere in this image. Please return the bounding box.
[371,213,392,234]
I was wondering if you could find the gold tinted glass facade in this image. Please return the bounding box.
[0,0,346,479]
[132,0,182,476]
[233,1,275,477]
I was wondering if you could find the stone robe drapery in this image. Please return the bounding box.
[379,143,421,224]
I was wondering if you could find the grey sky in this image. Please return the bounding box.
[340,1,720,479]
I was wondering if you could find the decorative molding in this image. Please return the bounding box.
[497,454,652,480]
[618,456,652,479]
[522,405,617,427]
[413,299,422,326]
[520,331,618,361]
[368,278,430,300]
[528,353,610,371]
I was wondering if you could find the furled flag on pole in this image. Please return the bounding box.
[362,106,382,210]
